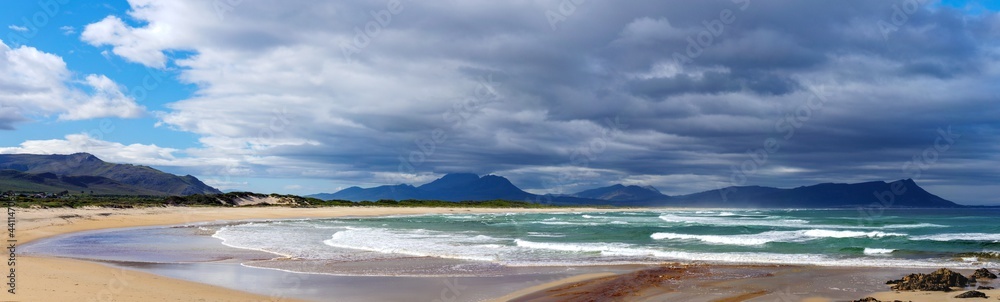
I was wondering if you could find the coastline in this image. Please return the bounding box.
[14,206,628,301]
[14,206,997,301]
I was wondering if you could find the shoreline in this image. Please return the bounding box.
[14,206,631,301]
[14,206,997,301]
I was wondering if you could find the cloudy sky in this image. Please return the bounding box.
[1,0,998,203]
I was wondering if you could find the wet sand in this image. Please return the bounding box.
[13,206,623,301]
[15,206,989,301]
[499,265,993,302]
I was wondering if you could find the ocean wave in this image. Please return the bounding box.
[650,229,905,246]
[910,233,1000,242]
[658,214,810,227]
[322,227,503,262]
[647,250,989,268]
[658,214,942,230]
[526,232,565,238]
[878,223,948,229]
[536,221,599,226]
[863,248,895,255]
[801,230,904,238]
[513,239,656,257]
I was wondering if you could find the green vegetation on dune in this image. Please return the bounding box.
[6,191,569,209]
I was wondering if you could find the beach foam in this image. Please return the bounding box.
[651,230,904,246]
[910,233,1000,242]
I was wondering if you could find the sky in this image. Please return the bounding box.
[1,1,998,204]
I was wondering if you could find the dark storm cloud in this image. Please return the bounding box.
[94,0,1000,202]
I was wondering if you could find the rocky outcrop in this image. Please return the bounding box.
[851,297,910,302]
[954,290,988,298]
[888,268,969,292]
[971,268,997,280]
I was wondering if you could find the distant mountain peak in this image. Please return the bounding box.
[0,153,220,196]
[672,178,958,208]
[571,183,666,202]
[317,172,532,202]
[417,172,482,191]
[639,185,660,193]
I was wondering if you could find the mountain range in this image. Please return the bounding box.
[0,153,221,196]
[309,173,962,208]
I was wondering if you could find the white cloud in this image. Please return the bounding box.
[60,74,146,120]
[60,26,75,35]
[82,15,172,68]
[7,25,27,32]
[0,39,146,128]
[0,133,233,168]
[70,1,1000,201]
[0,133,175,164]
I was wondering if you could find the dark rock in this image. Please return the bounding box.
[890,268,968,291]
[851,298,910,302]
[976,286,994,290]
[972,268,997,279]
[954,290,987,298]
[886,279,901,285]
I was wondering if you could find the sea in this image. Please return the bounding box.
[24,208,1000,301]
[34,208,1000,274]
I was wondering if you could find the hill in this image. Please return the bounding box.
[666,179,959,208]
[0,153,221,196]
[570,184,665,202]
[0,170,165,195]
[309,173,537,202]
[311,174,962,208]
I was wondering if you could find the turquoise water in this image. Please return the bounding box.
[205,208,1000,271]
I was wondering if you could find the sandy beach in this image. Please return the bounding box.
[13,206,624,301]
[14,206,997,302]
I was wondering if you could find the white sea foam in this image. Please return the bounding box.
[526,232,565,238]
[658,214,810,227]
[863,248,895,255]
[910,233,1000,242]
[322,227,504,262]
[536,221,599,226]
[513,239,656,257]
[658,214,939,230]
[801,230,904,238]
[651,229,905,246]
[878,223,947,229]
